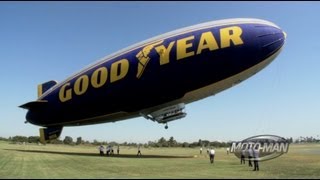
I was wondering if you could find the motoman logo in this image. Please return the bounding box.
[230,135,290,161]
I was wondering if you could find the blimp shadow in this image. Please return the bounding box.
[4,149,193,159]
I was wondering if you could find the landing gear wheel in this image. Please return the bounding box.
[165,124,168,129]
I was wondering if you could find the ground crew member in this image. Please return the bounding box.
[98,145,104,156]
[253,148,260,171]
[117,145,120,155]
[209,148,215,164]
[137,145,142,156]
[241,149,246,164]
[248,148,253,167]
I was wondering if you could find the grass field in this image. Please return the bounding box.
[0,141,319,179]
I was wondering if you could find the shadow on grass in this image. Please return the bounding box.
[4,149,194,159]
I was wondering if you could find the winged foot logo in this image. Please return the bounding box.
[135,40,164,79]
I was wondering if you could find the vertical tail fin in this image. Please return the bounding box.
[39,126,63,144]
[38,80,58,98]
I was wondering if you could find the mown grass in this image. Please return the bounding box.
[0,141,319,178]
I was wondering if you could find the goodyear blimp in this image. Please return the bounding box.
[20,18,286,143]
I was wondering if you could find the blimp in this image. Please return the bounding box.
[20,18,286,143]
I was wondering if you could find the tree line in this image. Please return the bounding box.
[0,136,231,148]
[1,135,317,147]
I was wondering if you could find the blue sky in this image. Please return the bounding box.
[1,2,320,143]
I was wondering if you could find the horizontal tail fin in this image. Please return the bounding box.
[39,126,63,144]
[38,80,58,98]
[19,100,48,110]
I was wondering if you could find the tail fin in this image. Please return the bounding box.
[39,126,63,144]
[19,100,48,110]
[38,80,58,98]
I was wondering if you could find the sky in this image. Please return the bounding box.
[1,2,320,143]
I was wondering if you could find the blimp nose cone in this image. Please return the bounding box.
[260,27,285,47]
[283,31,287,39]
[255,24,286,59]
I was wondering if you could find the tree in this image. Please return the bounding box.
[158,137,168,147]
[0,137,8,141]
[12,136,28,143]
[148,141,156,147]
[108,141,117,146]
[201,140,210,147]
[92,139,100,145]
[63,136,73,145]
[76,137,82,145]
[28,136,40,143]
[182,142,189,147]
[168,136,177,147]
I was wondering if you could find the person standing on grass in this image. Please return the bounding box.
[98,145,104,156]
[209,147,215,164]
[240,148,246,164]
[117,145,120,155]
[110,146,114,155]
[248,147,253,167]
[253,148,260,171]
[106,145,111,156]
[137,145,142,156]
